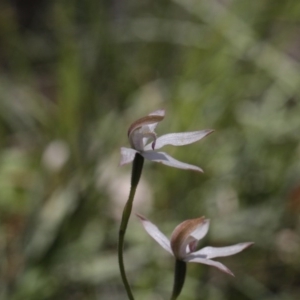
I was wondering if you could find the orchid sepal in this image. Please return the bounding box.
[144,129,214,151]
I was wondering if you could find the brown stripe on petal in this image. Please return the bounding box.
[127,114,164,137]
[170,217,205,259]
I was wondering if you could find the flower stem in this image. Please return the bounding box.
[118,153,144,299]
[170,259,187,300]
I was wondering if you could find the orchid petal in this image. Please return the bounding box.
[148,109,165,132]
[141,151,203,172]
[136,214,173,255]
[190,219,210,241]
[144,129,214,151]
[190,242,254,259]
[119,147,137,166]
[148,109,165,117]
[184,257,234,276]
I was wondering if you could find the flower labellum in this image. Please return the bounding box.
[120,109,214,172]
[137,214,254,276]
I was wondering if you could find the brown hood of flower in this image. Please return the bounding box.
[170,217,205,259]
[127,115,164,137]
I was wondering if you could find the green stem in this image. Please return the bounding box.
[118,153,144,300]
[170,259,187,300]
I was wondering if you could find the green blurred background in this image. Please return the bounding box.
[1,0,300,299]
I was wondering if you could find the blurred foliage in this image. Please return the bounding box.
[0,0,300,299]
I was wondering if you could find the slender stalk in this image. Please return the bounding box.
[118,153,144,300]
[170,259,187,300]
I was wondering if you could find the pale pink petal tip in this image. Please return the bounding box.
[149,109,166,117]
[136,213,147,221]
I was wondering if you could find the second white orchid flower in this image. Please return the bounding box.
[120,109,214,172]
[137,214,253,276]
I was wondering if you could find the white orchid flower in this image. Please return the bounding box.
[120,109,214,172]
[137,214,253,276]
